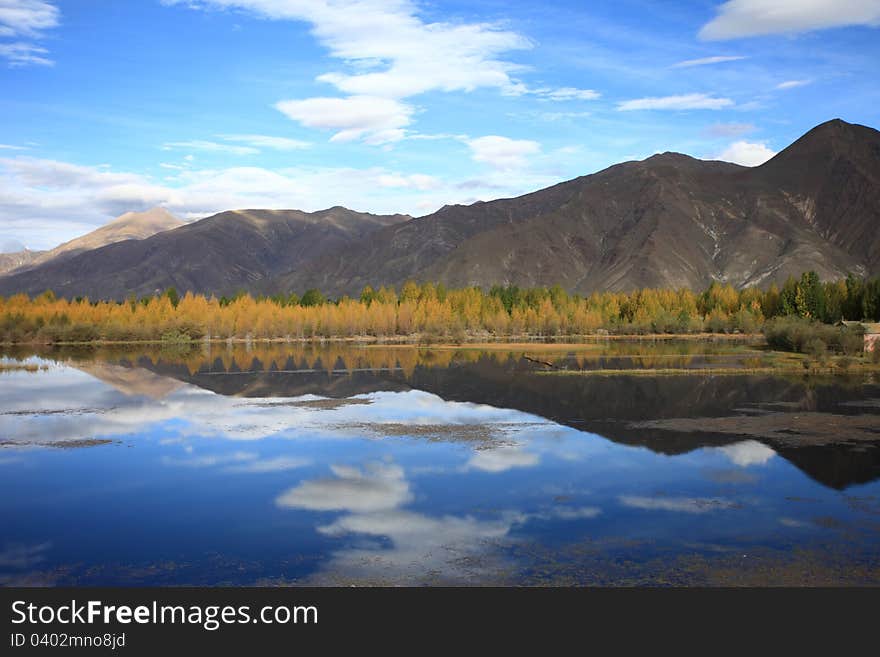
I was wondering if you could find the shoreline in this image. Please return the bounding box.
[0,332,766,348]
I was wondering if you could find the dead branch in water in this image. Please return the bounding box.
[522,354,559,369]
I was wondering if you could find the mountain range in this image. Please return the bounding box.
[0,118,878,300]
[0,207,182,277]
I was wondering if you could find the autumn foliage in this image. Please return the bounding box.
[0,273,878,344]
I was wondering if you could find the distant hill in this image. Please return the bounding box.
[0,207,409,299]
[0,249,43,276]
[1,119,878,299]
[0,207,182,276]
[275,119,880,296]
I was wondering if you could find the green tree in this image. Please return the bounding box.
[164,287,180,308]
[780,276,798,315]
[795,271,824,320]
[360,286,376,306]
[300,289,326,307]
[844,273,865,320]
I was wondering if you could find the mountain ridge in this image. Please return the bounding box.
[273,118,879,296]
[0,207,183,277]
[0,119,878,300]
[0,207,409,299]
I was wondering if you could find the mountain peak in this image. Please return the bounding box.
[110,206,181,228]
[759,117,880,174]
[646,151,695,161]
[641,152,707,170]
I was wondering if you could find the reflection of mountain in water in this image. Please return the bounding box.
[75,362,184,399]
[44,345,880,490]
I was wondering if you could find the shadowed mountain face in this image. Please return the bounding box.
[275,119,880,296]
[1,119,878,299]
[0,207,182,276]
[0,207,409,299]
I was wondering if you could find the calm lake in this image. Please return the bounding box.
[2,340,879,586]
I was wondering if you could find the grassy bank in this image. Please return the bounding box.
[0,331,765,348]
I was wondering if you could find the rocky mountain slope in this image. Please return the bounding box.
[0,207,182,276]
[275,119,880,296]
[1,119,877,299]
[0,207,408,299]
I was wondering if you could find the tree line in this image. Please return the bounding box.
[0,272,878,344]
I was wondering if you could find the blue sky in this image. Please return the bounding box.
[1,0,879,250]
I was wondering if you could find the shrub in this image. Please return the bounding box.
[805,337,827,361]
[61,324,100,342]
[763,317,863,355]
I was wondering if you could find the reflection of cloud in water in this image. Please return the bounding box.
[779,517,811,528]
[162,451,258,467]
[542,506,602,520]
[466,446,540,473]
[278,461,522,583]
[313,508,521,584]
[0,366,554,445]
[276,460,602,584]
[620,495,739,514]
[717,440,776,467]
[277,462,412,513]
[225,456,312,473]
[0,541,51,569]
[162,450,312,473]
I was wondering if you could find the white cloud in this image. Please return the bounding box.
[0,41,51,66]
[672,55,747,67]
[1,237,25,251]
[377,173,439,190]
[162,134,311,155]
[0,143,28,150]
[0,1,59,66]
[255,0,529,98]
[167,1,534,144]
[532,87,601,101]
[467,135,541,170]
[219,134,311,150]
[715,140,777,166]
[699,0,880,40]
[617,93,734,111]
[0,155,562,248]
[162,140,259,156]
[0,0,58,37]
[776,79,812,90]
[538,111,591,121]
[704,122,755,137]
[275,95,413,144]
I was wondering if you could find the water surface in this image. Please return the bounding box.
[2,342,879,586]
